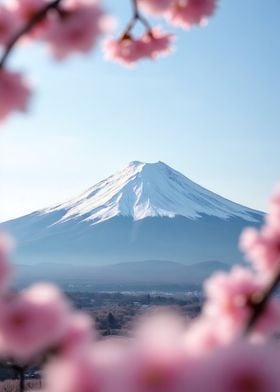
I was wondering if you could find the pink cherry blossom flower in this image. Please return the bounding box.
[0,5,20,46]
[103,36,144,66]
[267,184,280,235]
[183,317,233,357]
[11,0,52,39]
[203,267,280,336]
[167,0,218,29]
[124,311,192,392]
[128,346,191,392]
[0,69,31,122]
[188,343,280,392]
[42,352,103,392]
[138,0,173,16]
[43,0,108,60]
[103,29,174,67]
[140,28,175,59]
[56,312,95,357]
[132,310,186,349]
[240,186,280,275]
[0,283,71,361]
[0,233,12,293]
[12,0,48,22]
[240,226,280,276]
[43,339,129,392]
[93,338,131,392]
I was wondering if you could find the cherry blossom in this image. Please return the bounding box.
[188,343,280,392]
[11,0,49,23]
[0,69,31,122]
[103,36,143,66]
[42,351,103,392]
[138,0,173,16]
[127,346,190,392]
[140,28,175,59]
[203,267,280,336]
[167,0,218,29]
[183,317,233,357]
[103,29,174,67]
[10,0,53,39]
[42,339,129,392]
[0,5,20,46]
[240,186,280,276]
[56,312,95,357]
[267,185,280,234]
[0,283,71,360]
[240,227,280,276]
[44,353,102,392]
[125,311,192,392]
[43,0,108,60]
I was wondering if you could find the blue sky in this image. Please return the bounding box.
[0,0,280,221]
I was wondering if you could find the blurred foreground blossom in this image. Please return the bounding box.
[56,312,95,357]
[139,0,173,16]
[203,267,280,337]
[166,0,218,29]
[11,0,51,38]
[42,0,110,60]
[0,5,19,46]
[240,185,280,277]
[139,0,218,28]
[188,343,280,392]
[0,69,31,122]
[42,339,129,392]
[0,283,71,361]
[11,0,49,22]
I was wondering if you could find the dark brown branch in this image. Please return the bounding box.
[18,366,25,392]
[0,0,63,68]
[122,0,152,38]
[245,266,280,335]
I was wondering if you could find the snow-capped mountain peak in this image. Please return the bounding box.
[42,161,261,225]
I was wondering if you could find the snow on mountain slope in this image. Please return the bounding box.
[41,161,261,225]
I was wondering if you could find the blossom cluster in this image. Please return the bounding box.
[0,186,279,391]
[139,0,217,28]
[240,186,280,278]
[104,0,217,66]
[0,0,218,123]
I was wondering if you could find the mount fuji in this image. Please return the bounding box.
[1,161,263,286]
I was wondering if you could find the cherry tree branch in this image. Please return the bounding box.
[15,365,26,392]
[245,265,280,334]
[122,0,152,38]
[0,0,64,68]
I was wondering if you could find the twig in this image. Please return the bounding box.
[0,0,63,68]
[11,365,27,392]
[18,366,25,392]
[122,0,152,38]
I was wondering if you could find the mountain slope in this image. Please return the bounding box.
[42,160,260,224]
[1,161,263,267]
